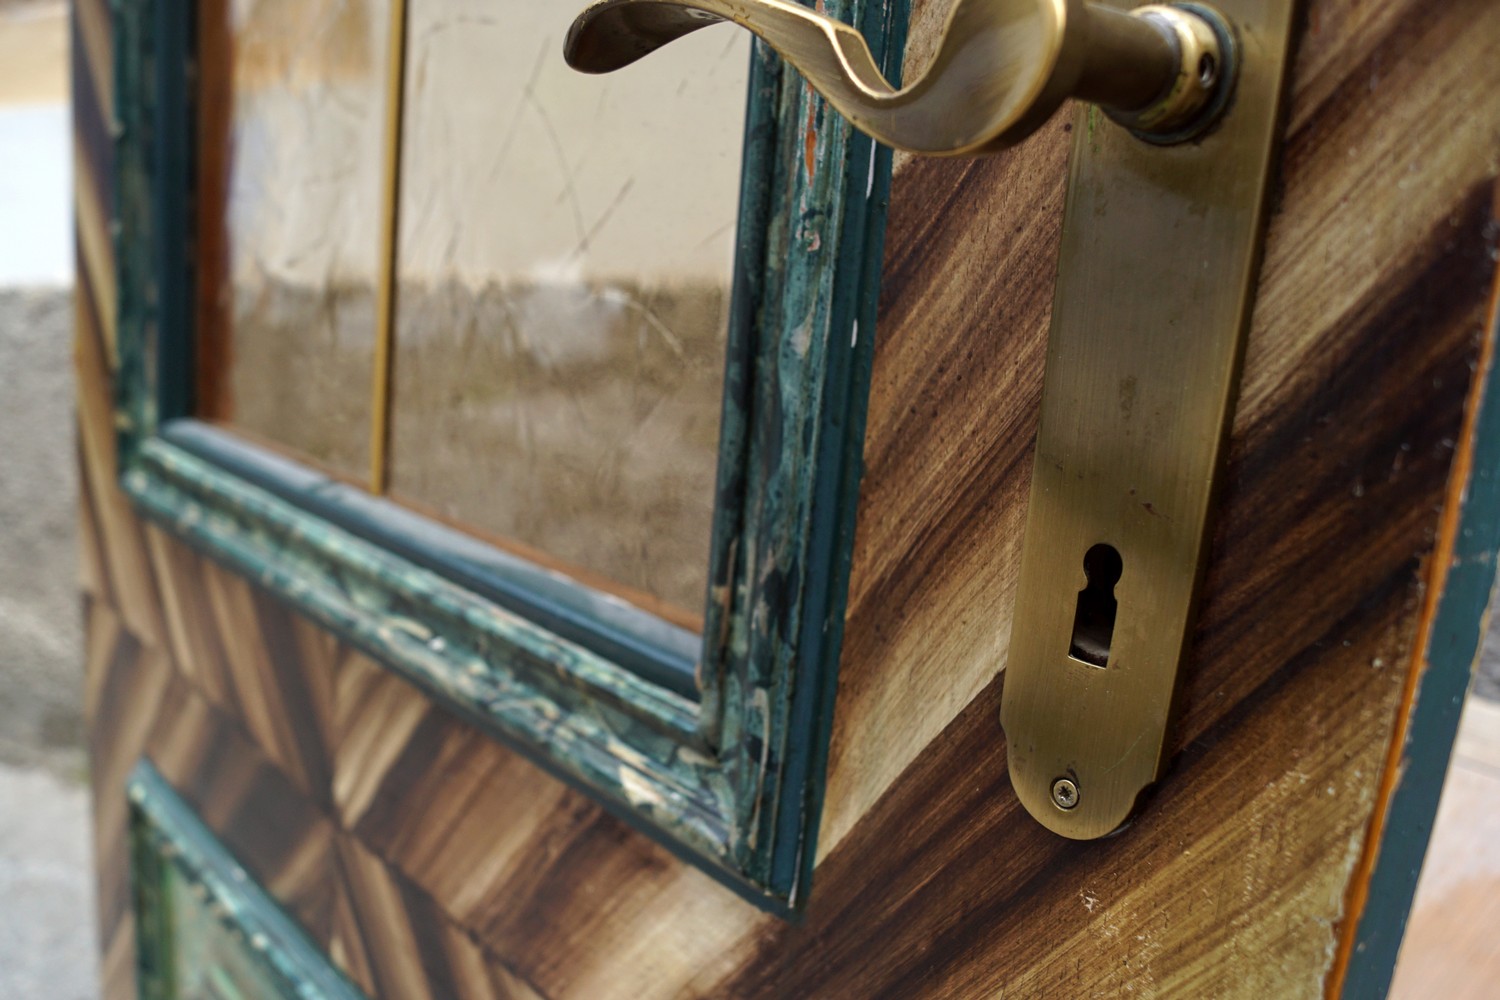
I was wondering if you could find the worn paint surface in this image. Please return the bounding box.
[111,0,906,909]
[130,762,367,1000]
[81,0,1500,995]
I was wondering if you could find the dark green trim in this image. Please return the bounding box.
[128,761,369,1000]
[1339,306,1500,993]
[112,0,158,462]
[755,0,908,901]
[164,420,703,697]
[147,0,194,426]
[113,0,903,910]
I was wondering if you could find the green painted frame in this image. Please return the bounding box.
[112,0,906,911]
[128,761,369,1000]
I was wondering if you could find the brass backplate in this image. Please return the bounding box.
[1000,0,1297,839]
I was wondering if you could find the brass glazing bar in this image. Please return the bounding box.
[369,0,410,496]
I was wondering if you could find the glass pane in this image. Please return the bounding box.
[389,0,748,624]
[164,858,291,998]
[196,0,392,482]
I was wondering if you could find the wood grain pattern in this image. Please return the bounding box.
[827,0,1500,881]
[113,0,905,909]
[75,0,1500,996]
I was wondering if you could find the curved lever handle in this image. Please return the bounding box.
[565,0,1233,155]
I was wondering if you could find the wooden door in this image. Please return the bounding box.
[75,0,1500,997]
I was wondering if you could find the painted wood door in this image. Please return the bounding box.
[75,0,1500,997]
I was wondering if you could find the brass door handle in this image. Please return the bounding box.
[564,0,1235,154]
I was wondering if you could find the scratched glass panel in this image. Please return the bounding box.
[200,0,391,481]
[389,0,748,623]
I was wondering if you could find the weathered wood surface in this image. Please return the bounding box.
[76,0,1500,996]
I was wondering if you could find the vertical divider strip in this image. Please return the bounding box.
[370,0,411,495]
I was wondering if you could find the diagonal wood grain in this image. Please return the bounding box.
[75,246,164,650]
[144,669,339,946]
[199,555,338,805]
[74,0,1500,995]
[331,832,548,1000]
[332,652,762,997]
[81,599,171,1000]
[144,524,235,705]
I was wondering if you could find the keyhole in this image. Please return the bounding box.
[1068,544,1122,668]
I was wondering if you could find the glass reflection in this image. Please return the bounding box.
[389,0,748,622]
[200,0,391,481]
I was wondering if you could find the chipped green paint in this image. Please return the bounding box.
[113,0,905,911]
[126,439,735,863]
[129,762,369,1000]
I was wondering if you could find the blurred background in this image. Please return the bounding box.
[0,2,97,998]
[0,1,1496,998]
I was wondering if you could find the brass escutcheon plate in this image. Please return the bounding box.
[1000,0,1297,838]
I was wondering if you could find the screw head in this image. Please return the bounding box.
[1197,51,1218,88]
[1051,777,1080,810]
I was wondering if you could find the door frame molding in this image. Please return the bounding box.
[129,761,369,1000]
[111,0,907,912]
